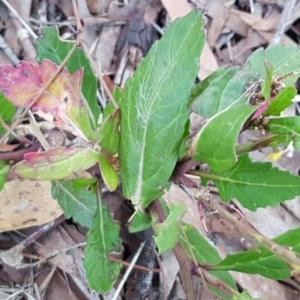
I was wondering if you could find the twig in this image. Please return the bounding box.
[112,242,145,300]
[15,242,86,269]
[20,215,66,249]
[155,250,167,300]
[28,110,50,150]
[0,142,39,161]
[1,0,37,39]
[10,17,37,63]
[0,34,19,65]
[172,244,196,300]
[109,256,160,272]
[0,114,32,144]
[0,42,78,144]
[270,0,297,45]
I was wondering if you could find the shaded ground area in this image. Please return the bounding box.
[1,0,300,299]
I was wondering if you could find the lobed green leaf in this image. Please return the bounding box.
[266,116,300,150]
[202,154,300,210]
[52,180,97,228]
[213,228,300,280]
[154,204,185,254]
[85,199,122,292]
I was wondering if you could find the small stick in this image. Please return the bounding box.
[1,0,37,39]
[270,0,297,45]
[186,183,300,276]
[20,215,66,249]
[109,256,160,272]
[112,242,145,300]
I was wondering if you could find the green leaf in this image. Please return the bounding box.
[269,134,292,149]
[192,97,257,172]
[213,228,300,280]
[52,180,97,228]
[202,154,300,210]
[214,247,289,280]
[13,147,100,180]
[189,66,228,104]
[260,61,273,100]
[180,225,236,289]
[85,199,122,292]
[120,11,205,207]
[264,87,296,116]
[98,109,120,155]
[0,161,10,192]
[154,204,185,254]
[0,92,15,134]
[36,27,100,127]
[129,210,153,233]
[72,178,97,190]
[266,116,300,150]
[190,66,240,117]
[98,154,118,191]
[244,44,300,86]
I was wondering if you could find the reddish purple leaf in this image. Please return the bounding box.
[0,60,86,137]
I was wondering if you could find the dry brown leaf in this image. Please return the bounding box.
[232,272,288,300]
[0,179,63,232]
[34,225,98,299]
[206,0,231,47]
[230,9,280,31]
[224,10,250,37]
[160,0,218,79]
[218,30,265,65]
[0,143,20,152]
[95,26,121,73]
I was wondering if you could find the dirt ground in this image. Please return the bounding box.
[1,0,300,299]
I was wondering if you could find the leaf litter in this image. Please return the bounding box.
[1,0,300,299]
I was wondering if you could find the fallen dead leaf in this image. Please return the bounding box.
[0,178,63,232]
[206,0,231,47]
[0,143,20,152]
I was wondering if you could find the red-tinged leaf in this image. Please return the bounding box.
[0,60,90,139]
[13,147,100,180]
[251,99,272,120]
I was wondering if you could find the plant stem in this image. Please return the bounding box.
[190,188,300,276]
[236,134,281,155]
